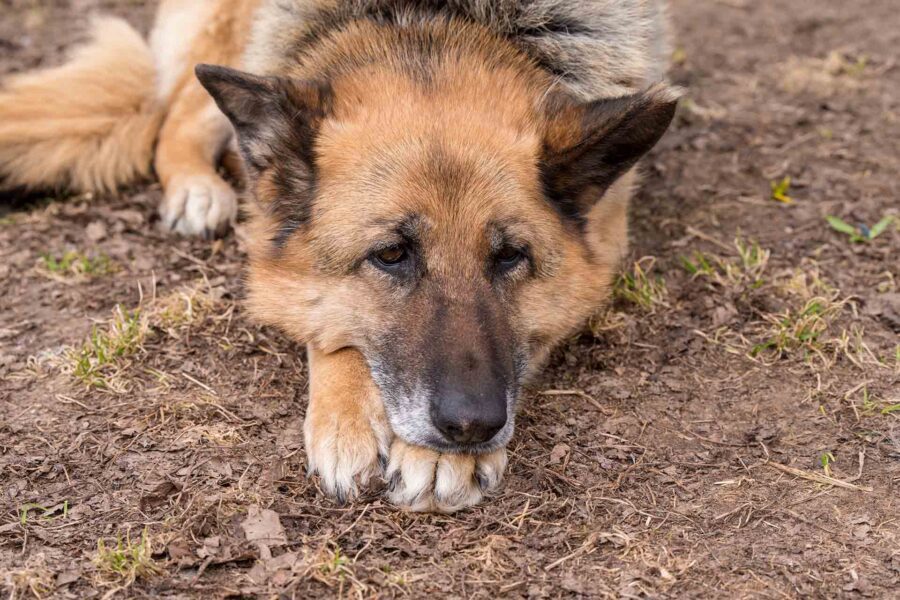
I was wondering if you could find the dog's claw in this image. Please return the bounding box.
[387,468,402,493]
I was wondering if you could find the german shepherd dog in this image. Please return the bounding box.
[0,0,677,511]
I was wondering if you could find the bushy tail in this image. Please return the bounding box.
[0,17,164,194]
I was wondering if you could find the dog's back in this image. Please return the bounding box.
[246,0,670,99]
[0,0,671,231]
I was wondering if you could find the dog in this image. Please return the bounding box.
[0,0,677,512]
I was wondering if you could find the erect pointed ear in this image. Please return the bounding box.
[541,84,680,222]
[194,63,331,175]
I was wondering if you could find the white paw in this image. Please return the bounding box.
[385,440,507,513]
[159,174,237,238]
[304,404,393,504]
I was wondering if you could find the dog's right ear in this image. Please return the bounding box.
[541,84,679,223]
[195,64,332,175]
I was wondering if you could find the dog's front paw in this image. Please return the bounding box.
[304,402,392,504]
[385,440,507,513]
[159,173,237,239]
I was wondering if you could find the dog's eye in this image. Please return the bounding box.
[373,244,408,268]
[495,245,526,271]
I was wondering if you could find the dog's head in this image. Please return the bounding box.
[196,35,676,453]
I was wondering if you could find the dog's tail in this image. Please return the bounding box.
[0,17,164,194]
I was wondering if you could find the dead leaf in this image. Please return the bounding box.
[276,419,304,452]
[864,293,900,332]
[111,208,144,227]
[268,551,299,571]
[196,536,221,560]
[241,506,287,560]
[711,303,737,327]
[560,574,588,594]
[548,443,570,465]
[85,221,107,242]
[167,538,195,566]
[55,568,81,587]
[247,561,268,585]
[139,481,181,511]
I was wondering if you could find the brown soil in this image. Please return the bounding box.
[1,0,899,598]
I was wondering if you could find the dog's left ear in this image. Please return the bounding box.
[541,84,680,221]
[195,63,331,176]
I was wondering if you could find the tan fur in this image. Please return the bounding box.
[305,346,392,501]
[1,0,675,512]
[236,20,648,509]
[244,20,622,362]
[153,0,260,236]
[0,17,163,193]
[0,0,259,236]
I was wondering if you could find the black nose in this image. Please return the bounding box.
[432,387,507,445]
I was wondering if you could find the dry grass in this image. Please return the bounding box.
[67,305,147,391]
[2,0,899,597]
[749,295,847,363]
[614,256,669,312]
[93,529,162,588]
[2,558,54,600]
[312,546,363,593]
[154,285,225,331]
[681,236,769,289]
[62,283,230,392]
[681,239,864,368]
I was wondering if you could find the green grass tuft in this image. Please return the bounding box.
[681,237,769,289]
[70,306,146,390]
[40,250,115,278]
[94,529,161,586]
[615,258,668,312]
[819,452,835,477]
[750,297,845,362]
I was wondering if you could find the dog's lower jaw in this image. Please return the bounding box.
[385,439,508,513]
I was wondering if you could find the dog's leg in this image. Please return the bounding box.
[151,0,257,237]
[154,85,237,238]
[305,346,393,503]
[385,440,508,513]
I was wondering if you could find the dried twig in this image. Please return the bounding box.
[766,462,872,492]
[684,226,735,253]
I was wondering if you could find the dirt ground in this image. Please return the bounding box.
[1,0,899,598]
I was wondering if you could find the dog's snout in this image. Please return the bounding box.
[432,383,507,445]
[421,295,515,447]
